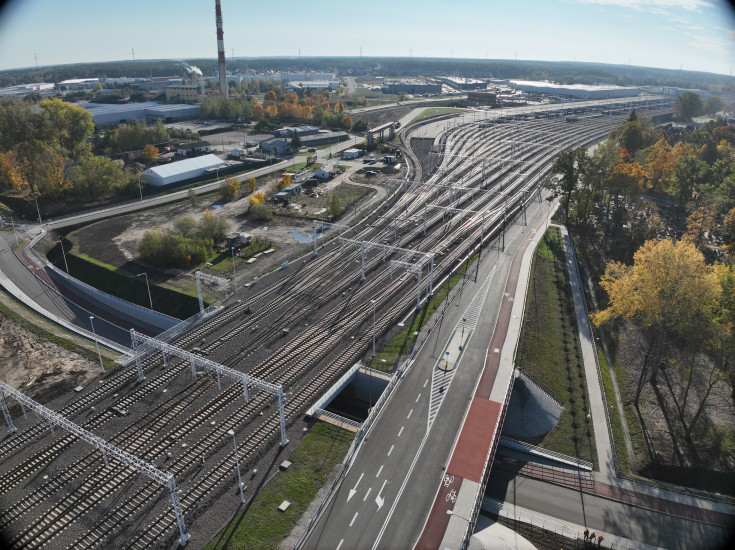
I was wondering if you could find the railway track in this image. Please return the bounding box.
[0,98,673,549]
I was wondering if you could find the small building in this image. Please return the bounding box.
[342,149,362,159]
[260,138,295,156]
[177,141,212,156]
[281,183,302,196]
[142,154,226,187]
[314,167,332,181]
[226,233,252,251]
[274,191,291,203]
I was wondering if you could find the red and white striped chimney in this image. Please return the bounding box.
[215,0,228,98]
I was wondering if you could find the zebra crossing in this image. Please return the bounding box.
[428,265,496,428]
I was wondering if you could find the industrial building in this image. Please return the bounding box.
[299,131,348,148]
[80,102,201,128]
[274,126,320,138]
[285,80,340,91]
[0,82,54,99]
[467,91,498,104]
[165,85,201,103]
[177,141,212,156]
[437,76,486,90]
[58,78,99,89]
[259,138,295,156]
[141,154,226,186]
[382,80,442,95]
[509,80,640,99]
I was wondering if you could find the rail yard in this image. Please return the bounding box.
[0,98,673,549]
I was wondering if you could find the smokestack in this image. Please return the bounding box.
[215,0,228,98]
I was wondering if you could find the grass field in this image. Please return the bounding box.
[515,227,597,466]
[205,422,352,550]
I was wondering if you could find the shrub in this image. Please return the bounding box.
[250,202,273,221]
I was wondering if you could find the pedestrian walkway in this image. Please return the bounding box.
[556,224,615,478]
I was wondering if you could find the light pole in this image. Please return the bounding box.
[446,509,471,523]
[137,272,153,310]
[137,174,143,202]
[371,299,376,359]
[89,316,104,373]
[33,194,42,225]
[10,217,19,246]
[231,246,238,293]
[59,237,69,273]
[227,429,245,503]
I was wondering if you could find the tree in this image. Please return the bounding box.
[67,155,128,198]
[249,191,266,205]
[219,178,240,201]
[592,239,720,415]
[141,144,159,163]
[276,173,291,191]
[16,140,68,197]
[198,213,231,243]
[306,154,314,166]
[0,150,25,190]
[645,138,675,194]
[543,146,586,225]
[249,202,272,221]
[341,116,353,131]
[608,161,649,202]
[352,119,369,133]
[674,92,704,122]
[40,98,94,160]
[291,134,301,150]
[703,96,727,115]
[252,102,265,120]
[247,176,256,193]
[264,90,277,102]
[328,193,341,217]
[672,154,709,214]
[188,188,198,206]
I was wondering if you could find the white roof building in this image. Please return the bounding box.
[509,80,640,99]
[142,154,226,187]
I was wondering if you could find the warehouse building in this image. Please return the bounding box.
[165,85,201,103]
[382,80,442,95]
[274,125,320,138]
[80,102,201,128]
[300,131,348,148]
[141,154,226,187]
[508,80,640,99]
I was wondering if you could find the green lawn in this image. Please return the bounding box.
[411,107,465,123]
[205,422,353,550]
[514,227,597,466]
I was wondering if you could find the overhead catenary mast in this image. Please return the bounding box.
[215,0,228,98]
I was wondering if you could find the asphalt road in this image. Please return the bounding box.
[486,470,734,550]
[0,228,132,348]
[302,196,553,550]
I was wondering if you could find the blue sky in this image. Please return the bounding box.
[0,0,733,75]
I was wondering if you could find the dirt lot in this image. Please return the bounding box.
[56,163,394,301]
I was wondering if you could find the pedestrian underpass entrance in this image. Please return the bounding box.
[307,362,391,431]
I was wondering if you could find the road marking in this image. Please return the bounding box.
[363,487,372,501]
[407,409,413,419]
[423,379,429,388]
[387,444,394,456]
[375,480,387,510]
[376,464,383,477]
[398,426,404,437]
[349,512,358,527]
[336,540,344,550]
[348,472,364,502]
[415,393,421,402]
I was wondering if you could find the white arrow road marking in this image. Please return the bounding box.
[347,472,364,502]
[349,512,358,527]
[375,480,387,510]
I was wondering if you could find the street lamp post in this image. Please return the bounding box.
[59,237,69,273]
[10,217,19,246]
[227,429,245,503]
[371,300,376,358]
[89,316,104,373]
[137,174,143,202]
[446,509,471,523]
[137,272,153,310]
[231,246,238,293]
[33,195,42,225]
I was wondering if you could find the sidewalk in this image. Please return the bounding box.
[557,223,735,517]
